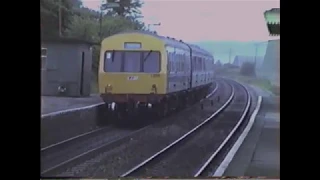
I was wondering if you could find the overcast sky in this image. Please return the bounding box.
[82,0,280,42]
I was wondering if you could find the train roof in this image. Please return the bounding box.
[112,30,213,57]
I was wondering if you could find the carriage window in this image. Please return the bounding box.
[192,57,196,71]
[104,51,122,72]
[177,54,181,72]
[182,55,185,71]
[143,51,160,73]
[176,59,179,72]
[169,53,173,72]
[198,58,202,71]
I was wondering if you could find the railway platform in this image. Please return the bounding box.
[41,94,103,117]
[217,85,280,177]
[41,94,106,148]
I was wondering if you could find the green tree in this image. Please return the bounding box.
[42,0,147,92]
[106,0,143,17]
[240,62,256,77]
[40,0,75,38]
[65,15,99,42]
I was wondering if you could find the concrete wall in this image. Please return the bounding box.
[41,42,92,97]
[258,40,280,86]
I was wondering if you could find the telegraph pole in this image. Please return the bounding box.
[228,48,232,64]
[254,44,258,68]
[58,0,62,37]
[99,1,103,42]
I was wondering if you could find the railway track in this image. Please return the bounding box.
[119,80,250,177]
[41,81,223,177]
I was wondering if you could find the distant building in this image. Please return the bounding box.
[232,55,264,69]
[41,37,97,97]
[215,60,222,66]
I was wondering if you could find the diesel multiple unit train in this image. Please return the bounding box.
[98,31,215,124]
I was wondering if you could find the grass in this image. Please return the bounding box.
[217,67,280,95]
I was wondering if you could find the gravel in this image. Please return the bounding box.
[127,80,249,177]
[52,80,232,178]
[41,126,134,172]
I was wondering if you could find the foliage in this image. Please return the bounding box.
[239,62,256,77]
[41,0,146,40]
[106,0,143,17]
[223,63,238,69]
[41,0,148,92]
[40,0,75,38]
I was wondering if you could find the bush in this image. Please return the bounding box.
[240,62,256,77]
[271,85,280,95]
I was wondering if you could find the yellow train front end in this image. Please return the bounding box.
[98,32,167,113]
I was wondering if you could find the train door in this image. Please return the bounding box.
[80,51,85,96]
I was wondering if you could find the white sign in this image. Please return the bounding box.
[127,76,138,81]
[106,52,112,59]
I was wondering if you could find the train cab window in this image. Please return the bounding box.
[123,51,141,72]
[104,51,122,72]
[172,55,176,72]
[41,48,47,70]
[143,51,160,73]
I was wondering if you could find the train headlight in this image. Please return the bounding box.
[105,84,113,93]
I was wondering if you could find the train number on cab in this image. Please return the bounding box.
[151,74,160,78]
[127,76,138,81]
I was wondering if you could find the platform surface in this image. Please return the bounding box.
[41,94,103,115]
[223,86,280,177]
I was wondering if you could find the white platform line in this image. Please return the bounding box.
[41,102,105,118]
[213,96,263,176]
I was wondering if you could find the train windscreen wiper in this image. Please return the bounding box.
[143,50,153,62]
[111,50,115,62]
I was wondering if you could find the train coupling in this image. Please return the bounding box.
[136,101,153,109]
[108,102,117,111]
